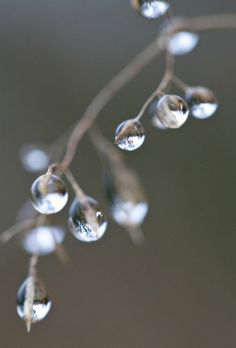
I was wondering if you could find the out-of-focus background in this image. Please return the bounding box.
[0,1,235,347]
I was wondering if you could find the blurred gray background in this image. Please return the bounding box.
[0,0,235,347]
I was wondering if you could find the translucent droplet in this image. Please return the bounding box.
[167,31,199,55]
[22,225,65,255]
[104,172,148,227]
[20,145,50,173]
[131,0,170,19]
[68,197,107,242]
[115,119,145,151]
[111,197,148,227]
[16,278,52,323]
[31,174,68,214]
[185,86,218,119]
[156,94,189,128]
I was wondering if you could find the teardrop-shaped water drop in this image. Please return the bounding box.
[31,174,68,214]
[185,86,218,119]
[167,31,199,55]
[68,197,107,242]
[156,94,189,128]
[22,225,65,255]
[20,145,50,173]
[115,119,145,151]
[131,0,170,19]
[16,278,52,324]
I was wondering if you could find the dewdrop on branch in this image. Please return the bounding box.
[21,225,65,256]
[19,145,50,173]
[31,174,68,214]
[16,277,52,328]
[68,197,108,242]
[156,94,189,128]
[130,0,170,19]
[167,31,199,56]
[104,171,148,227]
[115,119,145,151]
[185,86,218,119]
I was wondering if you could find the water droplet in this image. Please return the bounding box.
[31,174,68,214]
[68,197,107,242]
[16,278,52,323]
[104,172,148,227]
[20,145,50,173]
[115,119,145,151]
[156,94,189,128]
[131,0,169,19]
[185,86,218,119]
[111,198,148,227]
[167,31,199,55]
[22,225,65,255]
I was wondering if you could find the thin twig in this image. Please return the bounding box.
[135,50,175,121]
[188,13,236,32]
[172,75,190,91]
[24,254,39,333]
[0,218,39,243]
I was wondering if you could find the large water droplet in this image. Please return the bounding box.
[115,119,145,151]
[22,225,65,255]
[20,145,50,173]
[131,0,170,19]
[167,31,199,55]
[31,174,68,214]
[156,94,189,128]
[185,86,218,119]
[68,197,107,242]
[16,278,52,323]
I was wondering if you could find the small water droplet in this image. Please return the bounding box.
[185,86,218,119]
[131,0,169,19]
[68,197,107,242]
[167,31,199,55]
[156,94,189,128]
[111,198,148,227]
[115,119,145,151]
[16,278,52,323]
[31,174,68,214]
[22,225,65,255]
[20,145,50,173]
